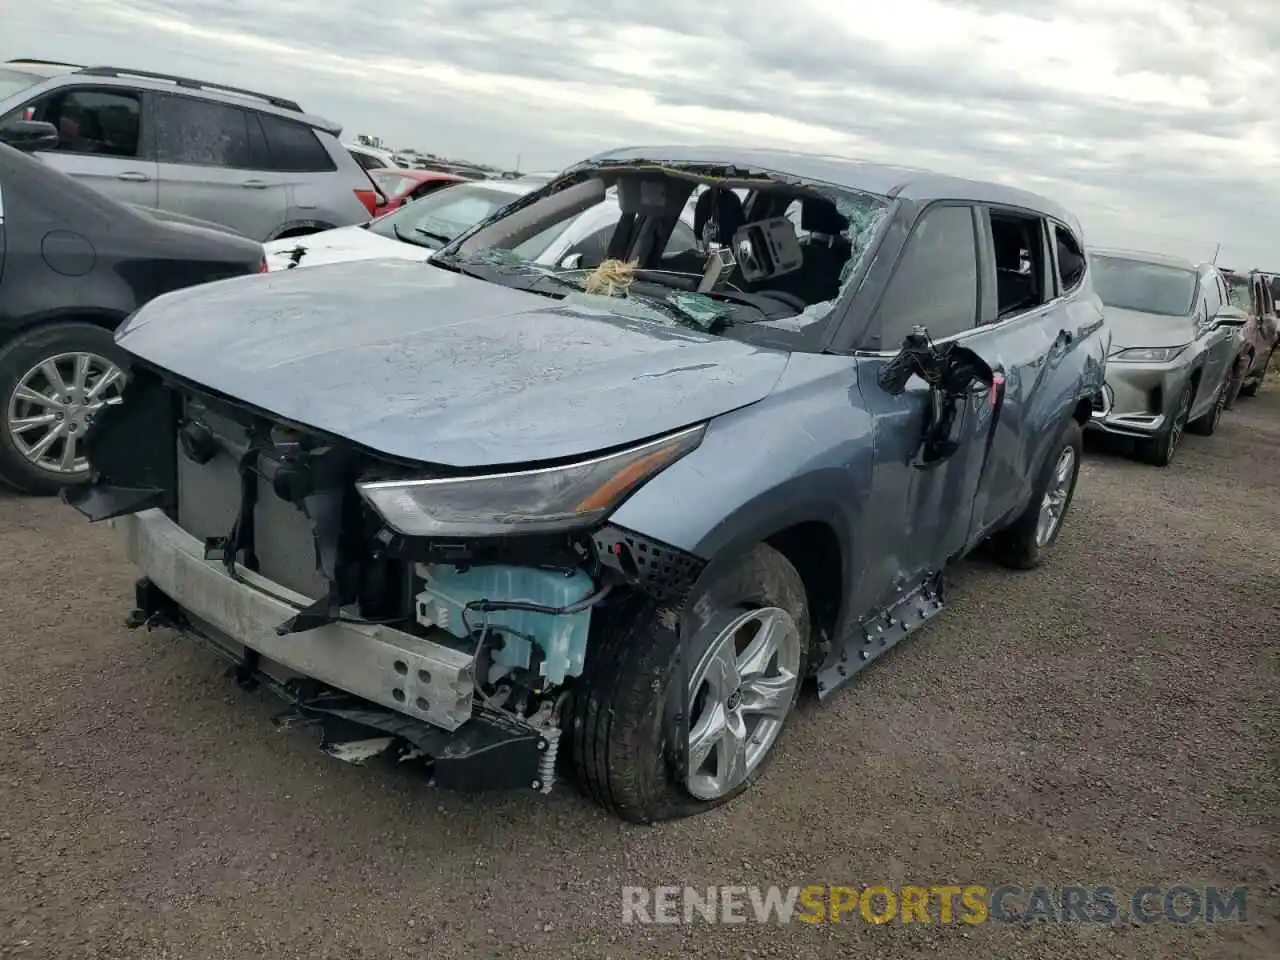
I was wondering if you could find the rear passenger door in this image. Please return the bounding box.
[966,207,1081,536]
[151,93,285,241]
[2,85,157,207]
[254,112,352,233]
[853,202,996,611]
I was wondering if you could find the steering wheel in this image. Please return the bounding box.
[756,290,807,313]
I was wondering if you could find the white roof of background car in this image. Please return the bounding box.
[1091,247,1203,271]
[3,60,80,78]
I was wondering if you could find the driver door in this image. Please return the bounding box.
[852,203,998,615]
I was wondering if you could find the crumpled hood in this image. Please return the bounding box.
[262,224,426,271]
[1104,306,1195,351]
[116,258,789,467]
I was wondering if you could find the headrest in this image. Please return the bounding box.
[693,188,746,245]
[800,198,849,236]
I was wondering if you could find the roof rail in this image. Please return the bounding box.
[74,66,302,113]
[5,58,85,69]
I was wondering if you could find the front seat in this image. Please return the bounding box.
[693,188,747,248]
[775,198,851,304]
[662,188,748,279]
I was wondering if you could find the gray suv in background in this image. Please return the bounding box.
[1086,249,1245,466]
[0,59,377,241]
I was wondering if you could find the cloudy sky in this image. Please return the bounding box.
[6,0,1278,267]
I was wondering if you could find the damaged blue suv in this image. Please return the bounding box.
[67,146,1108,823]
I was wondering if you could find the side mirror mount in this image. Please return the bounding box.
[877,325,999,468]
[559,252,583,270]
[1211,306,1248,329]
[0,119,59,152]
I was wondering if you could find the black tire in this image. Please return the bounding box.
[0,322,129,496]
[1186,376,1228,436]
[990,417,1083,570]
[569,543,811,823]
[1139,380,1193,467]
[1222,358,1246,411]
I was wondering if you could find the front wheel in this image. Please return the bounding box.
[0,322,129,495]
[990,417,1083,570]
[569,543,810,823]
[1186,375,1228,436]
[1223,355,1248,410]
[1139,380,1193,467]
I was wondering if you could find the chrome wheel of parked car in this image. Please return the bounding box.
[685,606,802,802]
[6,352,125,477]
[1034,446,1076,548]
[0,323,133,495]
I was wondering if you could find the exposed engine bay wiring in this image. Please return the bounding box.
[460,584,614,695]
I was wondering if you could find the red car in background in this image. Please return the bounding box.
[369,168,466,213]
[1222,268,1279,404]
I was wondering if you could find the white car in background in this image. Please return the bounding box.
[264,179,699,272]
[343,142,408,171]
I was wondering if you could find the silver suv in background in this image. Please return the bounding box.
[0,59,378,241]
[1087,249,1246,465]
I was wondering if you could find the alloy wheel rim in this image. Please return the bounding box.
[685,607,801,801]
[1035,445,1076,547]
[1169,387,1192,454]
[5,352,125,475]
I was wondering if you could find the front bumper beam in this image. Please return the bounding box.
[113,508,476,732]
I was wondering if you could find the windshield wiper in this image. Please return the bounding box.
[391,223,434,249]
[413,227,454,246]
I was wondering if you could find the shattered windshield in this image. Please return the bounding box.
[430,166,889,342]
[367,182,532,249]
[1091,255,1198,317]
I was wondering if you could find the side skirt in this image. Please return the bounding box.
[814,572,945,701]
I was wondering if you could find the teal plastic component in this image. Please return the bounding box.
[414,563,594,685]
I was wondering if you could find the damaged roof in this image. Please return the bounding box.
[582,144,1082,234]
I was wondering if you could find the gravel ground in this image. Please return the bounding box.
[1,388,1277,960]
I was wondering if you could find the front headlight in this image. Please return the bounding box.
[1110,345,1187,363]
[357,424,705,537]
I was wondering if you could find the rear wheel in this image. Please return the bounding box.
[0,322,128,495]
[991,417,1082,570]
[569,543,810,823]
[1139,380,1193,467]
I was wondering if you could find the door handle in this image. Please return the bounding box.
[116,171,150,182]
[241,179,268,189]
